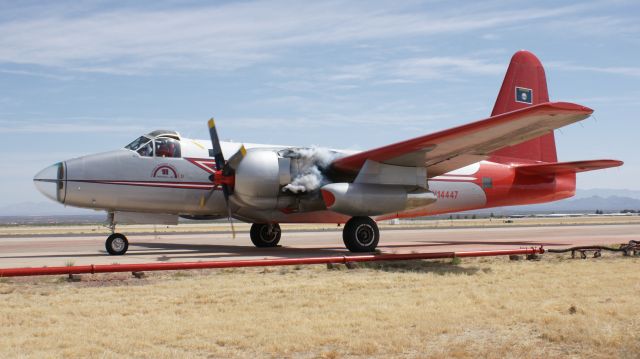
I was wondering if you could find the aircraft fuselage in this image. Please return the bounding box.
[34,136,576,224]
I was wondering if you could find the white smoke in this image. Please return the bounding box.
[281,147,341,194]
[282,166,323,193]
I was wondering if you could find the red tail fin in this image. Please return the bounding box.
[490,50,557,163]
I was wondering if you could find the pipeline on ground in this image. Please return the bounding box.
[0,247,544,278]
[546,240,640,259]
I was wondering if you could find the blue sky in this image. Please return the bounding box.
[1,0,639,209]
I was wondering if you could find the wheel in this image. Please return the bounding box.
[250,223,281,247]
[106,233,129,255]
[342,216,379,252]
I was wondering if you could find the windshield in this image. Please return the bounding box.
[125,136,152,151]
[137,141,153,157]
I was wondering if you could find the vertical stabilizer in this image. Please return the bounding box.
[491,50,557,163]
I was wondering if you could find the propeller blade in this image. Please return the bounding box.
[223,187,236,239]
[208,118,225,171]
[199,186,217,208]
[225,144,246,172]
[206,117,235,238]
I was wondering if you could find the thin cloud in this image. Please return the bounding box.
[561,94,640,107]
[542,15,640,38]
[0,1,599,74]
[389,57,503,80]
[548,62,640,77]
[0,119,148,134]
[223,111,456,130]
[0,68,73,80]
[269,55,503,93]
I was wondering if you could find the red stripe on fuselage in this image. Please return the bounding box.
[67,179,219,190]
[184,157,218,174]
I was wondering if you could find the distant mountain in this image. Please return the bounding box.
[574,188,640,200]
[479,194,640,215]
[517,195,640,212]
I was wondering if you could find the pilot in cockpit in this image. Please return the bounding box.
[156,142,173,157]
[155,138,180,158]
[125,133,181,158]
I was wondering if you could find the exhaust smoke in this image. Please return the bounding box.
[280,147,341,194]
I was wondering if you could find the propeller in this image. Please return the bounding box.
[200,118,246,238]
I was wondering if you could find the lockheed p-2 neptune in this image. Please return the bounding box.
[34,51,622,255]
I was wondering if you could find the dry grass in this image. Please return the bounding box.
[2,215,640,236]
[0,255,639,358]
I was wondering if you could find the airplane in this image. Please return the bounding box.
[33,50,623,255]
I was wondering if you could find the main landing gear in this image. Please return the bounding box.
[105,213,129,255]
[250,223,281,247]
[342,216,380,252]
[248,217,380,253]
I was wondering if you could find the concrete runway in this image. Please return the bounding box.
[0,224,638,268]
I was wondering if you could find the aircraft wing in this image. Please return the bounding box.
[330,102,593,178]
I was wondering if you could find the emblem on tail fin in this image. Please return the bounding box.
[515,87,533,104]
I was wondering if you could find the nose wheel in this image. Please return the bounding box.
[106,233,129,255]
[343,216,379,252]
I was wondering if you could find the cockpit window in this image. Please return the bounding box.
[154,137,181,158]
[125,136,151,151]
[137,141,154,157]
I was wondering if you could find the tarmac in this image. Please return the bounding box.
[0,224,638,268]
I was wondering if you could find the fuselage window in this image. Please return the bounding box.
[154,138,181,158]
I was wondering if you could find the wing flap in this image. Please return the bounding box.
[331,102,593,177]
[515,160,623,176]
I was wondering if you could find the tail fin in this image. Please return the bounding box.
[490,50,557,163]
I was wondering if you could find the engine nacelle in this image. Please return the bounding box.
[233,147,341,210]
[320,183,437,216]
[233,150,291,209]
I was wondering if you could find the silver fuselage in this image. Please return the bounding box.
[34,134,570,224]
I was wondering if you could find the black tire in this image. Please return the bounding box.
[343,216,379,252]
[106,233,129,255]
[250,223,281,247]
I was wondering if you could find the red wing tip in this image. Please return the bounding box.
[578,159,624,168]
[543,102,593,114]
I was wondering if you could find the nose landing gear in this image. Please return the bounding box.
[105,212,129,255]
[106,233,129,255]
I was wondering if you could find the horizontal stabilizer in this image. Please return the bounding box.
[515,160,623,176]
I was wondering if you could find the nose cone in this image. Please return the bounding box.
[34,162,66,203]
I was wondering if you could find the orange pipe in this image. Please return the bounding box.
[0,247,543,277]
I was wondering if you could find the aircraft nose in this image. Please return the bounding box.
[33,162,66,203]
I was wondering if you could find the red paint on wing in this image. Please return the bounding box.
[331,102,592,174]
